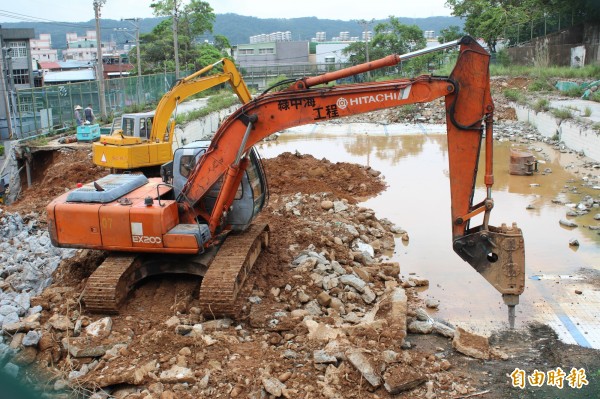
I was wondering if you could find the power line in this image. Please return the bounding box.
[0,9,120,31]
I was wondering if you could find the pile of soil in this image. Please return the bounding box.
[7,147,108,219]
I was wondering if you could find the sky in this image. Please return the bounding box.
[0,0,453,24]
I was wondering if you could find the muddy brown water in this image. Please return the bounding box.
[257,129,600,342]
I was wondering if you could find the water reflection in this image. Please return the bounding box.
[342,134,447,166]
[257,131,600,333]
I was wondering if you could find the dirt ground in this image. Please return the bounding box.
[2,86,600,398]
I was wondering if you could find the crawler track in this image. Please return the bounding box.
[82,224,269,317]
[199,223,269,318]
[83,254,140,314]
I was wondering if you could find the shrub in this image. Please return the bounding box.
[528,79,554,92]
[496,49,511,67]
[503,88,523,102]
[0,144,4,157]
[551,108,573,120]
[532,98,550,112]
[564,86,584,97]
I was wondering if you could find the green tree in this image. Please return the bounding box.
[446,0,600,51]
[341,41,371,65]
[213,35,231,52]
[197,43,227,68]
[370,16,426,59]
[139,19,177,73]
[342,17,426,77]
[151,0,215,77]
[438,25,464,43]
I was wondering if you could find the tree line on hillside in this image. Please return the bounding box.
[1,13,462,54]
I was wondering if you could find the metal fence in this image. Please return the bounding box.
[13,72,182,139]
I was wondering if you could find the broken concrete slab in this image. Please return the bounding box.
[159,365,196,384]
[345,349,381,388]
[452,327,490,360]
[62,333,131,358]
[383,364,427,394]
[85,317,113,338]
[262,376,286,396]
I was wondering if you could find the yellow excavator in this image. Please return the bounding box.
[92,58,252,173]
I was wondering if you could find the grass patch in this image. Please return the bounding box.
[593,123,600,133]
[27,137,50,146]
[396,104,417,119]
[490,64,600,79]
[591,91,600,103]
[503,88,524,103]
[175,90,242,124]
[584,107,592,117]
[0,144,4,157]
[564,86,585,97]
[550,108,573,120]
[532,98,550,112]
[528,79,554,92]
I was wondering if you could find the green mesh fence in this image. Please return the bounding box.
[15,72,182,139]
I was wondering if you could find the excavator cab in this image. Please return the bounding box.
[164,141,268,232]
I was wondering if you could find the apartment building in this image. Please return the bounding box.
[0,27,35,139]
[30,33,58,62]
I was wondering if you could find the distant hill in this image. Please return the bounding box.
[213,14,464,45]
[1,13,463,50]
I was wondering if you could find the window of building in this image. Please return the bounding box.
[12,69,30,85]
[9,41,28,58]
[258,48,274,54]
[239,49,254,55]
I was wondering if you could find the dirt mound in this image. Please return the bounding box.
[264,152,386,203]
[7,147,108,219]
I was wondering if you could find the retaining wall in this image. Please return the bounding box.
[174,105,240,148]
[514,104,600,162]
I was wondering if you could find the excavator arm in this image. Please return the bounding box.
[180,36,525,325]
[150,58,252,144]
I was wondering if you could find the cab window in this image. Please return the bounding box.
[179,155,196,178]
[122,117,134,136]
[140,117,153,140]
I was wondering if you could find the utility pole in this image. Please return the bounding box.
[119,18,143,103]
[358,19,374,80]
[173,0,180,79]
[93,0,107,120]
[0,25,14,139]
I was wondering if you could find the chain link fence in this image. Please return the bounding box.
[13,72,182,139]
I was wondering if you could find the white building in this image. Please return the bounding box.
[30,34,58,62]
[62,31,116,62]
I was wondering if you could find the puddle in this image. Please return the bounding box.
[257,126,600,345]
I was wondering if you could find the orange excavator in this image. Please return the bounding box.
[47,37,525,326]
